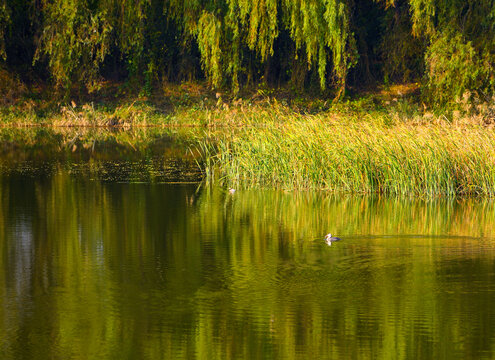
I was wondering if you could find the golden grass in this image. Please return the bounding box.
[202,112,495,196]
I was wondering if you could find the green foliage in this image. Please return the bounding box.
[425,32,492,104]
[379,0,424,83]
[196,11,223,88]
[0,0,493,103]
[225,0,279,91]
[283,0,355,94]
[35,0,112,93]
[110,0,150,80]
[165,0,356,94]
[410,0,495,103]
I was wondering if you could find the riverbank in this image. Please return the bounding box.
[1,80,493,127]
[2,83,495,196]
[188,91,495,196]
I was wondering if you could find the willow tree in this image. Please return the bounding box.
[100,0,151,87]
[167,0,356,96]
[225,0,278,90]
[35,0,112,93]
[409,0,495,103]
[166,0,278,92]
[374,0,424,83]
[282,0,356,97]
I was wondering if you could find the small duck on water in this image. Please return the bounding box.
[325,233,341,246]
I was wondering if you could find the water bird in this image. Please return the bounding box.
[325,233,341,246]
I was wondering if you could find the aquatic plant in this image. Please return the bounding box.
[202,116,495,196]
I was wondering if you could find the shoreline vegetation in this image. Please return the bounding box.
[1,82,495,197]
[202,118,495,196]
[1,81,494,128]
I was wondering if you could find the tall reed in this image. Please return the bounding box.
[202,116,495,196]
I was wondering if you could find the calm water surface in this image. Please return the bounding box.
[1,129,495,359]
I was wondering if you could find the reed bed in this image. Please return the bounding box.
[202,116,495,196]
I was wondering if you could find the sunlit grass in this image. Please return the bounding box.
[201,113,495,196]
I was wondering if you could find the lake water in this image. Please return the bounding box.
[1,129,495,359]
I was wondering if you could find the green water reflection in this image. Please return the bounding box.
[1,130,495,359]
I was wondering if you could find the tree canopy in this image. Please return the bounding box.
[0,0,493,102]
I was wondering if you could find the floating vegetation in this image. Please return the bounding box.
[0,127,204,183]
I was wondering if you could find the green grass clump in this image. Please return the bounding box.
[202,116,495,196]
